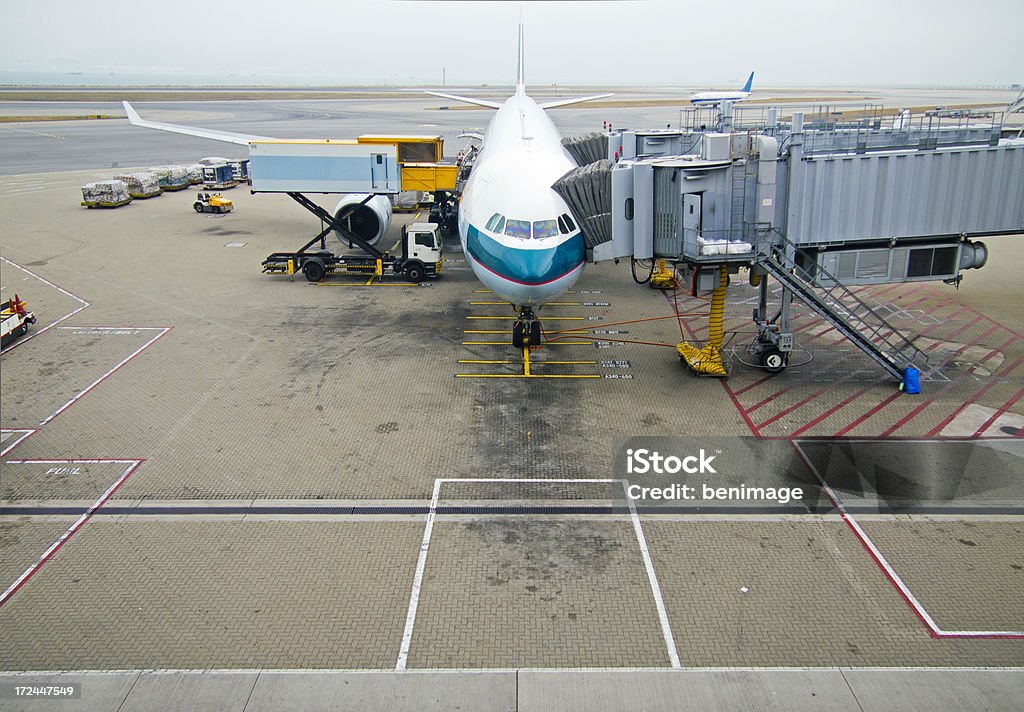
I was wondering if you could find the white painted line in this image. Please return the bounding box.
[437,478,621,484]
[7,665,1024,675]
[395,478,682,669]
[0,459,143,607]
[396,478,442,671]
[0,429,35,457]
[794,441,1024,639]
[57,326,168,331]
[39,327,170,426]
[623,479,682,669]
[0,257,90,355]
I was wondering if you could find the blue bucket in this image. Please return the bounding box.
[902,367,921,395]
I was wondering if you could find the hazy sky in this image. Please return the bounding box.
[1,0,1021,86]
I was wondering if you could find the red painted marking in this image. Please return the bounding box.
[926,403,970,439]
[924,354,1024,437]
[746,387,796,413]
[975,334,1024,367]
[881,379,963,437]
[39,327,171,426]
[971,387,1024,438]
[923,306,972,340]
[792,318,829,336]
[894,291,937,312]
[679,314,762,438]
[0,429,37,457]
[734,373,777,396]
[789,442,940,637]
[0,459,144,608]
[867,282,914,300]
[880,333,1002,437]
[722,380,761,437]
[966,321,1015,346]
[792,441,1024,639]
[832,391,903,437]
[757,388,832,430]
[789,385,875,437]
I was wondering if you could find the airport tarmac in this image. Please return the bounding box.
[1,88,1023,709]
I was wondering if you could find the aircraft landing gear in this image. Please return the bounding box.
[512,308,542,349]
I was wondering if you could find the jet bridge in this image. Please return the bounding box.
[553,106,1024,382]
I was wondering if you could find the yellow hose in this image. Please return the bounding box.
[708,266,727,349]
[675,266,728,377]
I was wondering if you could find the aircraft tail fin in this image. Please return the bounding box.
[516,22,526,96]
[741,71,755,93]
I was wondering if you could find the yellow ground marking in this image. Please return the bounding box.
[466,316,587,321]
[462,341,591,346]
[469,301,580,306]
[316,282,419,287]
[457,359,597,365]
[454,374,602,379]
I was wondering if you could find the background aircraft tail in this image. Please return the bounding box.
[516,23,526,96]
[742,71,755,93]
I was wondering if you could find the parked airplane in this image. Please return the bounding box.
[124,25,609,349]
[690,71,755,105]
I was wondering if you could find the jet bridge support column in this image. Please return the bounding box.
[753,113,805,372]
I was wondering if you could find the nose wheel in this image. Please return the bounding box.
[512,308,543,348]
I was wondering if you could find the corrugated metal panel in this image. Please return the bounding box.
[787,141,1024,244]
[653,167,682,257]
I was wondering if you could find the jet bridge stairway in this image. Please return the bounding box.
[755,233,933,381]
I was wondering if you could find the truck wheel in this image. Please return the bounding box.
[405,264,424,283]
[193,202,204,212]
[16,323,28,337]
[760,346,788,374]
[303,260,326,283]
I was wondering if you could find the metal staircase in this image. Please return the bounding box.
[756,233,933,380]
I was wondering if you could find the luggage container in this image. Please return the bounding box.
[114,172,162,198]
[81,180,132,208]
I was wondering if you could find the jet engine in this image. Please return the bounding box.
[332,193,392,247]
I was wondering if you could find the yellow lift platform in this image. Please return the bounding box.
[355,135,457,193]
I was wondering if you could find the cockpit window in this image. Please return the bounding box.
[493,216,505,234]
[562,213,577,232]
[533,220,559,239]
[485,213,502,231]
[504,219,531,239]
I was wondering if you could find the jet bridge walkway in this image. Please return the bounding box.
[556,106,1024,383]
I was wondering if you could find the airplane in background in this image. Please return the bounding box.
[124,25,610,349]
[690,71,755,105]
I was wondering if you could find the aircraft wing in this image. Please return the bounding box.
[425,92,502,110]
[539,94,614,110]
[122,101,269,145]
